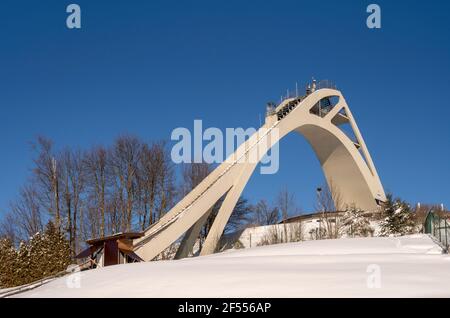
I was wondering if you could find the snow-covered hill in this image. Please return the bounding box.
[12,234,450,298]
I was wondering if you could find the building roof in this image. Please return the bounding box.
[86,232,144,245]
[278,211,342,224]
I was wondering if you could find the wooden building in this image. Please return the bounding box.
[76,232,144,268]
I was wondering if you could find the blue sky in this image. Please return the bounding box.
[0,0,449,216]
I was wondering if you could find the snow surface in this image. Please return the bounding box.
[11,234,450,298]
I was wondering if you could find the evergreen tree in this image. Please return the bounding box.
[41,221,72,276]
[4,222,72,287]
[380,194,416,236]
[340,207,374,238]
[27,231,45,283]
[15,241,32,286]
[0,237,18,288]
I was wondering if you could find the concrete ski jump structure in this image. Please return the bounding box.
[133,80,386,261]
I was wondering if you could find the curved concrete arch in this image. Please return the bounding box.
[134,87,386,261]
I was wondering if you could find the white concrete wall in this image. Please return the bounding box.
[222,218,382,250]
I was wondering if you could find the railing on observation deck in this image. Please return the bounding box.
[316,79,337,90]
[267,80,338,119]
[279,79,337,103]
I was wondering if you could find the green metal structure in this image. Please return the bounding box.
[424,210,449,252]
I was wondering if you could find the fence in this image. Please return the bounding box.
[424,210,449,252]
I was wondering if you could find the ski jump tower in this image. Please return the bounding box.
[133,80,386,261]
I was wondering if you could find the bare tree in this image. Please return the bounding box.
[277,187,297,221]
[277,187,298,242]
[182,162,211,195]
[253,200,279,226]
[136,141,176,230]
[258,222,304,246]
[137,144,157,229]
[31,137,61,229]
[60,149,85,255]
[413,203,448,228]
[109,136,142,232]
[84,146,108,237]
[223,197,253,233]
[0,213,18,244]
[153,142,176,222]
[315,180,344,239]
[6,184,43,242]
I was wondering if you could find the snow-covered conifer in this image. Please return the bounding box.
[380,194,416,236]
[340,207,374,237]
[0,238,18,288]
